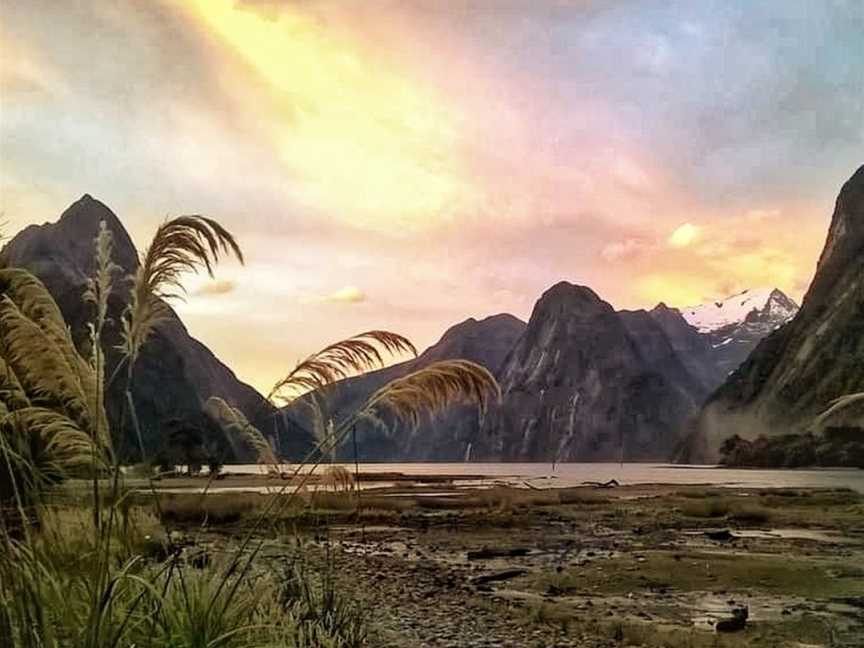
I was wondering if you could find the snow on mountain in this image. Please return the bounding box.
[681,288,798,334]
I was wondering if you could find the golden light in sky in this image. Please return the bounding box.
[189,0,473,231]
[667,222,701,248]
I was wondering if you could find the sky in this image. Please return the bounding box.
[1,0,862,394]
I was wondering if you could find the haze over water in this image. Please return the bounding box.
[222,463,864,494]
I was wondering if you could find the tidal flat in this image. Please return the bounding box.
[89,474,864,648]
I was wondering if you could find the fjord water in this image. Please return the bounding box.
[222,463,864,493]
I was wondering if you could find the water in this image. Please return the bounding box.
[218,462,864,493]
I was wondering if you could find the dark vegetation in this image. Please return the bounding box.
[719,429,864,468]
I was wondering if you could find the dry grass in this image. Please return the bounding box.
[268,330,416,404]
[121,215,243,364]
[360,359,501,430]
[159,491,268,524]
[321,465,355,492]
[204,396,276,465]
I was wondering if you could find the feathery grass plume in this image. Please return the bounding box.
[0,295,93,432]
[268,330,416,404]
[358,360,500,432]
[2,408,102,486]
[0,269,99,426]
[813,393,864,430]
[120,215,244,364]
[205,396,276,466]
[83,221,119,441]
[83,221,121,342]
[0,356,30,417]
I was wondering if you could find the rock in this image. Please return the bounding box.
[471,569,528,586]
[705,529,736,542]
[715,606,749,633]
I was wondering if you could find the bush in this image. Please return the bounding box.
[680,498,731,518]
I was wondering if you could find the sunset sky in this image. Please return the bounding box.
[1,0,862,394]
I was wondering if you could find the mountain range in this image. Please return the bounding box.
[2,188,822,464]
[292,283,797,462]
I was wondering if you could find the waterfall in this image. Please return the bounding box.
[464,441,473,463]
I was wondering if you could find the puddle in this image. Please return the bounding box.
[684,528,857,544]
[734,528,856,543]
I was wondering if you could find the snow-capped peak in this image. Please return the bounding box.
[681,288,798,333]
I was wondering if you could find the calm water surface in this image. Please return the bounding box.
[220,463,864,493]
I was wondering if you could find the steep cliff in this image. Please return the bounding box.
[683,166,864,462]
[480,283,701,462]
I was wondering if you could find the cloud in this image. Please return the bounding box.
[326,286,366,303]
[667,223,701,248]
[632,205,823,308]
[601,238,653,262]
[193,279,238,297]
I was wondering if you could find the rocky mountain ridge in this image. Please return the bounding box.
[680,288,799,377]
[475,283,707,462]
[294,281,796,463]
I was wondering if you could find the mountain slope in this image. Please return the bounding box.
[682,165,864,462]
[681,288,798,334]
[287,314,527,460]
[648,303,726,392]
[680,288,799,377]
[1,195,312,459]
[479,283,703,462]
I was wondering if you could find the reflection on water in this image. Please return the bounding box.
[215,463,864,493]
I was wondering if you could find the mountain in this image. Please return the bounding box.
[0,195,312,460]
[681,166,864,463]
[648,303,726,392]
[478,283,705,462]
[680,288,799,377]
[287,313,527,460]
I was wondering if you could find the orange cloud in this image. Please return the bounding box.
[667,222,701,248]
[323,286,366,304]
[193,279,237,297]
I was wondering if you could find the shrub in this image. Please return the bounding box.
[680,498,731,518]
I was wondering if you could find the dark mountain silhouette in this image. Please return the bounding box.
[1,195,312,460]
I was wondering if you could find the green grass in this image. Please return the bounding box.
[536,549,864,599]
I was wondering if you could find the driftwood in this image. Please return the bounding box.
[467,547,531,560]
[471,569,528,586]
[581,479,620,489]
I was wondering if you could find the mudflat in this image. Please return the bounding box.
[150,476,864,647]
